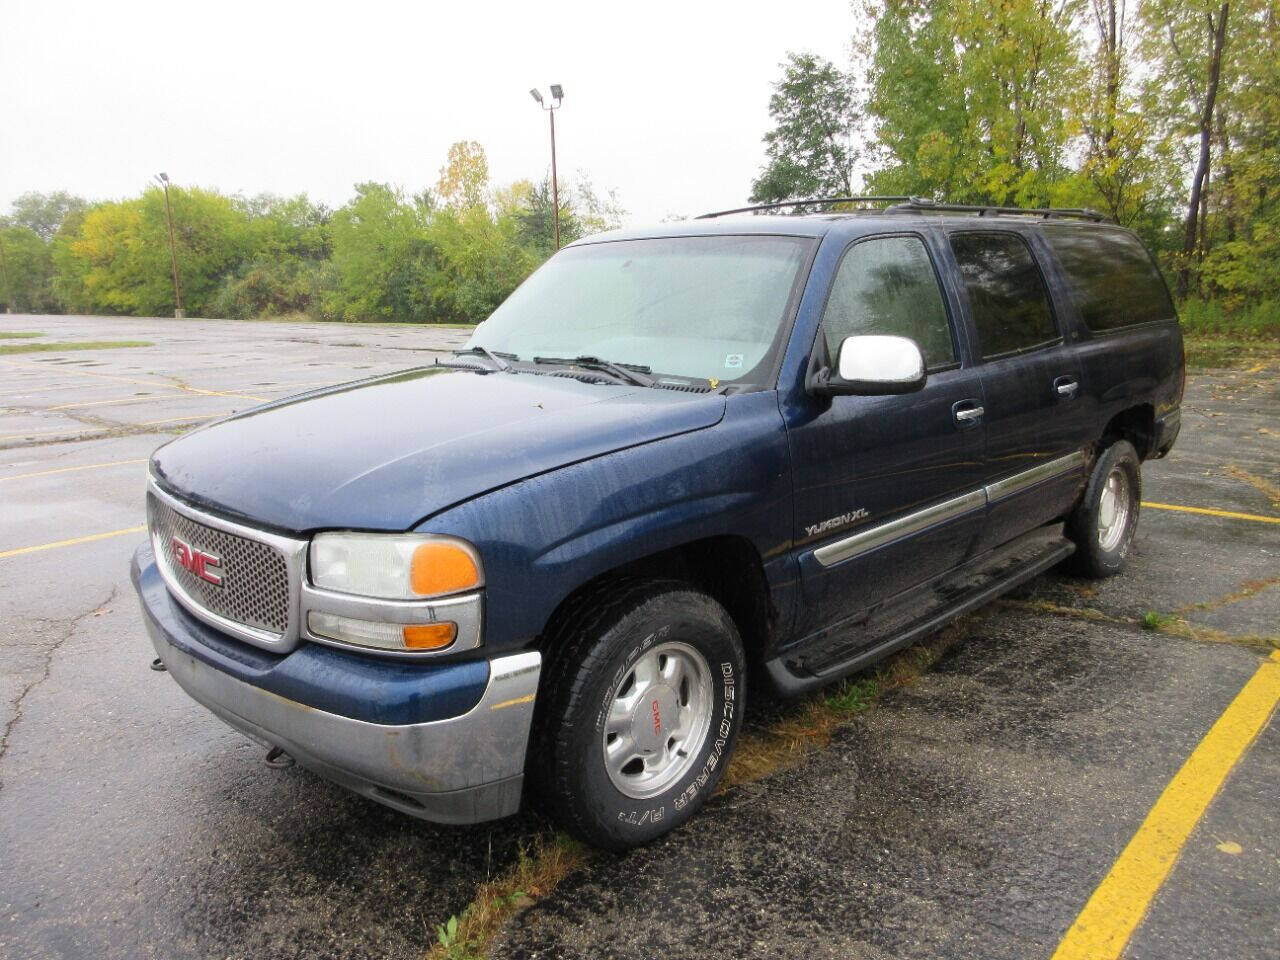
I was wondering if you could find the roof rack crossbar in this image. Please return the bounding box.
[695,196,913,219]
[694,195,1110,223]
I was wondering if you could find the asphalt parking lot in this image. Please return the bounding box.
[1,315,1277,960]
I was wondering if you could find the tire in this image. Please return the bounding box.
[1066,439,1142,578]
[533,579,746,850]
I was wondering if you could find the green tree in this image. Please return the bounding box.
[866,0,1085,205]
[751,53,860,203]
[0,225,58,312]
[56,187,249,316]
[6,191,89,242]
[323,183,437,322]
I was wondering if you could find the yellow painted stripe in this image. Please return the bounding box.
[0,525,146,560]
[1143,501,1280,525]
[489,693,536,711]
[0,458,147,482]
[1051,649,1280,960]
[138,413,228,427]
[48,393,186,410]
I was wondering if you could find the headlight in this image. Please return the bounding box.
[309,532,483,600]
[305,532,483,655]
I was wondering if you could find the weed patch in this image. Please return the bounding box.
[0,340,151,355]
[427,833,587,960]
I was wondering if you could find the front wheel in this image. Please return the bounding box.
[1066,439,1142,578]
[533,581,746,850]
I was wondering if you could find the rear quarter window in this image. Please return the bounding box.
[1042,228,1175,331]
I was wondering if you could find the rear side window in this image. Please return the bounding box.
[822,235,956,369]
[949,232,1058,358]
[1043,228,1175,330]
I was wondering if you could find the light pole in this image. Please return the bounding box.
[154,172,184,318]
[529,85,564,249]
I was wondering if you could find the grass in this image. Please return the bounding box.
[1179,297,1280,338]
[1182,334,1280,369]
[426,834,587,960]
[0,330,43,339]
[718,624,965,792]
[1141,610,1178,631]
[1177,298,1280,368]
[0,340,151,355]
[425,625,970,960]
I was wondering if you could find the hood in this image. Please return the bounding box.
[151,367,726,533]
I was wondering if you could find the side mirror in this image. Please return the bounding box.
[809,334,927,396]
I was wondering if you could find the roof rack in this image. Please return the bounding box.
[886,197,1109,222]
[695,195,1110,222]
[695,196,912,219]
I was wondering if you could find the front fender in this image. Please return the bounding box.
[417,391,794,653]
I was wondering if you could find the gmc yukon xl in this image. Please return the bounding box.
[132,198,1184,849]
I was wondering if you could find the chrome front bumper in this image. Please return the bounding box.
[135,551,540,825]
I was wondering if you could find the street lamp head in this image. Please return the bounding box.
[529,88,544,105]
[157,172,169,183]
[550,84,564,102]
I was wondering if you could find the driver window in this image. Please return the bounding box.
[822,236,956,370]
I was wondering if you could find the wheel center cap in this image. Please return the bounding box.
[632,683,680,754]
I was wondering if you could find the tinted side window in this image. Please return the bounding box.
[949,232,1058,358]
[822,236,956,369]
[1043,227,1175,330]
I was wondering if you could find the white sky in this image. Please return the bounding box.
[2,0,857,226]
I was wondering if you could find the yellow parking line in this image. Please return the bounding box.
[1143,501,1280,525]
[138,413,228,426]
[0,458,147,482]
[48,394,186,410]
[489,693,536,711]
[0,357,267,403]
[0,525,147,560]
[1051,649,1280,960]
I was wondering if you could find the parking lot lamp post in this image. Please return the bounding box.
[154,172,184,318]
[529,85,564,249]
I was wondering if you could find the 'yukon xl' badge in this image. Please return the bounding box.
[805,508,870,538]
[171,535,223,586]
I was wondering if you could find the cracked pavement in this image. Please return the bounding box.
[1,316,1276,960]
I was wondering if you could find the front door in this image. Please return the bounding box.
[785,232,987,668]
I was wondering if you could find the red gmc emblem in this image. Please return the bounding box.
[171,535,223,586]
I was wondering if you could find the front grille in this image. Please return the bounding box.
[147,492,290,636]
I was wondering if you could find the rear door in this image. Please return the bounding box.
[944,229,1092,552]
[786,231,987,666]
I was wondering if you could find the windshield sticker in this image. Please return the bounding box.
[724,354,743,369]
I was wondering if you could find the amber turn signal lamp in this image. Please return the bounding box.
[410,542,481,597]
[402,622,457,650]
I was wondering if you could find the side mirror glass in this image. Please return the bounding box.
[813,334,927,396]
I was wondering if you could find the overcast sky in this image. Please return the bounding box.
[2,0,856,226]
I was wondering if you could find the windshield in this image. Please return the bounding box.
[467,235,814,385]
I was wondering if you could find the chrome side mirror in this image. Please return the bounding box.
[810,334,927,396]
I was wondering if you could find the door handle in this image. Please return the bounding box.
[1054,376,1079,398]
[952,400,984,424]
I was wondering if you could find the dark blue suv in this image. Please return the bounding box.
[133,200,1184,849]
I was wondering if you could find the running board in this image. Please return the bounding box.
[765,526,1075,697]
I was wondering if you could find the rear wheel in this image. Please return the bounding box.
[534,580,746,850]
[1067,440,1141,578]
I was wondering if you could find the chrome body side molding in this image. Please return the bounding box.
[813,451,1085,568]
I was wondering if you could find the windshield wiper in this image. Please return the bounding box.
[533,354,654,388]
[449,346,517,372]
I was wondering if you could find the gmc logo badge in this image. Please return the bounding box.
[171,536,223,586]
